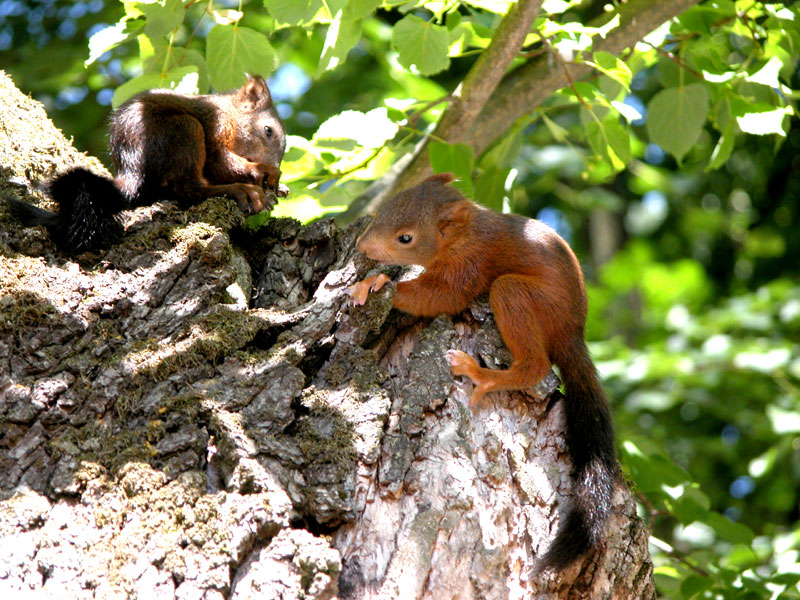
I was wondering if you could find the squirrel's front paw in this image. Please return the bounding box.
[347,274,391,305]
[347,280,373,306]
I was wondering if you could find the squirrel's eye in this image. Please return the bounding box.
[398,234,413,244]
[264,125,273,138]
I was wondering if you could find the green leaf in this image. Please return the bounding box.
[689,34,735,75]
[429,140,474,197]
[448,19,494,54]
[86,19,145,66]
[271,188,350,222]
[392,14,451,76]
[541,113,569,142]
[210,9,244,25]
[611,101,643,123]
[281,135,322,182]
[586,116,631,172]
[621,441,663,492]
[481,123,525,170]
[111,66,199,108]
[206,26,278,91]
[680,574,714,599]
[671,487,711,524]
[677,4,734,35]
[139,35,209,94]
[344,0,381,19]
[646,83,709,163]
[706,119,734,171]
[706,512,755,544]
[473,167,506,212]
[461,0,514,14]
[313,108,399,152]
[317,10,363,75]
[730,97,792,136]
[650,454,691,486]
[771,573,800,587]
[588,51,632,91]
[745,56,784,88]
[263,0,327,27]
[140,0,184,39]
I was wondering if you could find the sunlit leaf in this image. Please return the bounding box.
[211,9,244,25]
[317,10,362,75]
[140,0,184,39]
[429,140,474,197]
[588,51,632,91]
[706,119,734,171]
[646,83,709,163]
[732,99,792,136]
[392,14,451,76]
[706,512,755,544]
[263,0,329,27]
[680,574,714,599]
[206,25,278,91]
[586,115,631,172]
[313,108,399,151]
[280,135,322,181]
[86,19,145,66]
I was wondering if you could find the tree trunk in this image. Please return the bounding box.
[0,72,654,599]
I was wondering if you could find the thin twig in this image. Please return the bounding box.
[648,537,713,578]
[640,39,704,81]
[542,37,592,112]
[405,94,453,129]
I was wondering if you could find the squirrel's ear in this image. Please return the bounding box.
[437,200,471,238]
[424,172,456,185]
[241,74,272,107]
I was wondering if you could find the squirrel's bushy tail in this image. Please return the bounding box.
[543,337,617,569]
[5,167,125,253]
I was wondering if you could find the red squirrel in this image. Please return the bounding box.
[5,75,286,253]
[349,173,617,569]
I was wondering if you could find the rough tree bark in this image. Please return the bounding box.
[0,72,655,599]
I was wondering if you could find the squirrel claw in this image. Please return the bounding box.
[446,349,477,376]
[347,274,392,306]
[447,350,487,407]
[276,183,290,198]
[347,281,371,306]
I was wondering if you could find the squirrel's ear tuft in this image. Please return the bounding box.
[424,172,456,185]
[241,74,272,107]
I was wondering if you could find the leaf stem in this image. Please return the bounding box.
[648,536,713,578]
[640,39,704,81]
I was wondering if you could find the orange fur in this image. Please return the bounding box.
[353,175,586,405]
[350,173,618,569]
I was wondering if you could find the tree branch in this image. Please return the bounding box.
[363,0,544,212]
[467,0,702,157]
[362,0,702,213]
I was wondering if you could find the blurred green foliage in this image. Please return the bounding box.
[1,0,799,597]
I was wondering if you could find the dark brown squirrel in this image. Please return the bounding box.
[349,172,617,570]
[4,74,287,253]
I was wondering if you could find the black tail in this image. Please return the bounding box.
[4,167,125,253]
[542,338,617,569]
